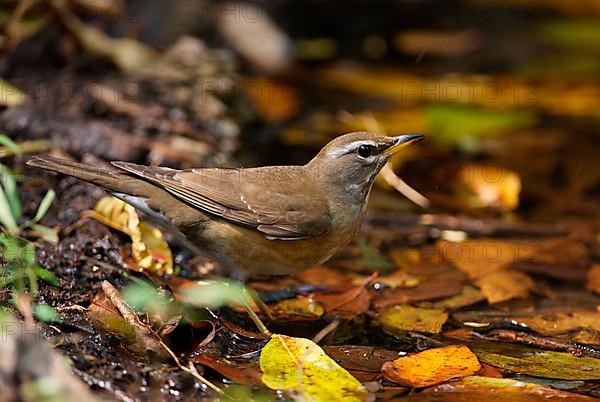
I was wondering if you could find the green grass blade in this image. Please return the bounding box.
[0,185,18,232]
[0,164,20,222]
[31,189,55,223]
[0,135,22,156]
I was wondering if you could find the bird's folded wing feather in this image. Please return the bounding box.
[112,162,332,240]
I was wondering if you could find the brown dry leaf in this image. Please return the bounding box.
[458,164,521,211]
[87,196,173,275]
[586,264,600,294]
[88,281,163,356]
[382,345,481,388]
[474,270,535,304]
[438,239,537,303]
[430,285,486,310]
[314,283,372,320]
[378,305,449,335]
[438,239,527,278]
[517,309,600,335]
[193,354,262,385]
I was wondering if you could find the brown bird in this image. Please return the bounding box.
[28,132,423,280]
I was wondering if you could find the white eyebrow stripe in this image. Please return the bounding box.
[327,140,377,158]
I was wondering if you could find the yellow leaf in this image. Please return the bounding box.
[378,305,448,334]
[260,334,367,401]
[276,297,324,318]
[382,345,481,388]
[88,197,173,275]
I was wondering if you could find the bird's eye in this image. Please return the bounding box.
[357,144,375,158]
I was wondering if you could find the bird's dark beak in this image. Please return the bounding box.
[384,134,425,155]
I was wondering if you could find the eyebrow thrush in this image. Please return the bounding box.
[28,132,423,279]
[28,132,423,333]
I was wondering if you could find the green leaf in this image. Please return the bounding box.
[0,164,20,222]
[33,266,59,287]
[31,189,55,223]
[472,342,600,380]
[0,185,18,232]
[34,303,60,323]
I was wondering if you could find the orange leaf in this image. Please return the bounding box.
[382,345,481,388]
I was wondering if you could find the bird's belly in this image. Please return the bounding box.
[194,220,359,277]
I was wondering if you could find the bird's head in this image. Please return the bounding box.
[308,131,424,198]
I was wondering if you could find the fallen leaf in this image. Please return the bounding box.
[260,334,367,401]
[417,376,596,402]
[517,309,600,335]
[472,343,600,380]
[430,285,486,309]
[474,270,535,304]
[378,305,449,335]
[193,354,262,385]
[276,297,324,319]
[87,196,173,275]
[438,239,537,303]
[382,345,480,388]
[314,273,374,319]
[323,345,404,373]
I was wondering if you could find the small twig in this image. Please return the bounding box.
[312,318,341,344]
[380,163,430,208]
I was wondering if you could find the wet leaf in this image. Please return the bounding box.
[260,334,367,401]
[517,309,600,335]
[379,305,448,335]
[416,376,597,402]
[323,345,404,373]
[276,297,324,318]
[194,354,262,385]
[382,345,481,388]
[472,343,600,380]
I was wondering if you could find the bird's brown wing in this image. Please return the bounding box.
[112,162,332,240]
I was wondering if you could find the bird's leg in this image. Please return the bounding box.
[231,267,272,337]
[245,286,274,320]
[241,287,272,336]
